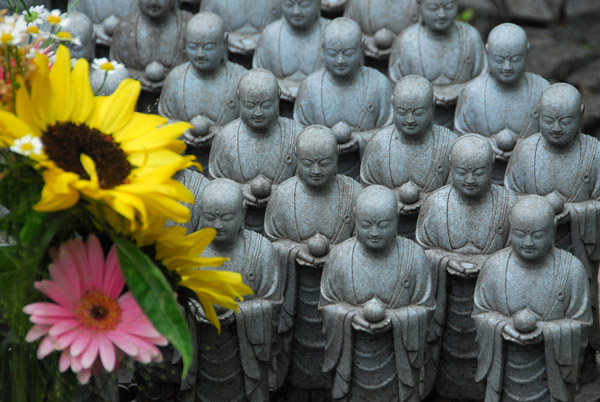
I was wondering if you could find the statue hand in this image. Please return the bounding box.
[218,309,235,325]
[295,245,316,267]
[369,315,392,333]
[352,313,373,333]
[488,136,510,161]
[337,134,359,154]
[502,322,525,345]
[399,191,427,215]
[433,85,460,107]
[240,183,260,206]
[519,326,543,344]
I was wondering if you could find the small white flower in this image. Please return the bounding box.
[47,9,64,25]
[22,5,48,26]
[10,135,44,157]
[0,14,27,45]
[92,58,126,74]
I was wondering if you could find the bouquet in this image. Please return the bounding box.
[0,5,251,401]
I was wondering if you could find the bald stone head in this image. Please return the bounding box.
[138,0,175,20]
[510,195,555,262]
[237,69,280,132]
[486,23,529,86]
[199,179,245,244]
[355,185,398,252]
[322,18,363,78]
[186,12,227,72]
[419,0,458,34]
[449,134,494,198]
[62,11,95,62]
[539,83,584,147]
[392,75,435,138]
[296,125,338,189]
[282,0,321,30]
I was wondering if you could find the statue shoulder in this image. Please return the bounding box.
[218,118,243,137]
[164,62,191,84]
[525,72,551,92]
[425,184,453,205]
[398,236,429,263]
[554,248,587,278]
[434,124,459,143]
[396,23,419,42]
[459,74,487,100]
[300,68,326,91]
[245,229,278,258]
[272,175,299,197]
[337,174,363,195]
[279,116,304,134]
[225,60,248,76]
[368,125,396,147]
[456,21,484,42]
[480,248,512,278]
[329,237,357,262]
[513,133,542,154]
[261,18,285,37]
[177,9,194,22]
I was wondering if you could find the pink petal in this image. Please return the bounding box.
[30,315,65,325]
[59,350,71,372]
[23,302,73,318]
[86,234,105,292]
[117,322,161,339]
[34,280,74,308]
[70,331,91,357]
[65,237,94,291]
[54,244,84,300]
[77,368,92,384]
[37,336,55,359]
[97,335,116,371]
[106,331,138,356]
[70,353,83,372]
[25,325,50,342]
[54,328,84,350]
[102,246,124,298]
[81,337,99,369]
[49,319,80,337]
[135,348,151,364]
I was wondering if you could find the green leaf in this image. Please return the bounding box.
[18,211,46,245]
[112,236,192,378]
[457,8,475,22]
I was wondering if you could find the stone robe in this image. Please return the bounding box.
[264,175,362,391]
[184,230,282,402]
[158,61,247,174]
[167,169,209,234]
[473,248,591,402]
[200,0,281,55]
[252,18,328,101]
[343,0,419,59]
[505,133,600,348]
[209,117,302,232]
[416,184,515,400]
[109,9,191,80]
[294,67,393,178]
[360,125,457,238]
[68,0,138,45]
[319,237,434,402]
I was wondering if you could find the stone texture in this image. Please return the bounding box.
[504,0,564,23]
[568,59,600,94]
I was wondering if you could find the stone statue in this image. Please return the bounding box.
[200,0,281,55]
[90,59,131,96]
[68,0,138,46]
[343,0,419,59]
[166,169,210,234]
[454,23,550,184]
[294,17,393,179]
[252,0,327,101]
[320,185,434,402]
[264,125,362,400]
[62,11,95,62]
[505,83,600,366]
[185,178,282,402]
[109,0,192,92]
[361,75,457,239]
[415,134,515,400]
[473,196,592,402]
[158,12,247,175]
[388,0,487,127]
[209,69,303,233]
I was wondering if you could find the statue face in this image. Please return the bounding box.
[239,84,279,132]
[138,0,173,19]
[322,32,362,78]
[487,41,527,86]
[355,201,397,252]
[420,0,457,34]
[296,145,337,189]
[510,213,553,262]
[200,198,244,244]
[282,0,320,29]
[539,100,581,147]
[393,94,433,138]
[186,28,225,72]
[450,153,492,198]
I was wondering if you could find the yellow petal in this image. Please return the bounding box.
[119,122,192,153]
[48,45,74,122]
[0,111,38,142]
[87,79,140,134]
[70,59,94,123]
[14,84,40,136]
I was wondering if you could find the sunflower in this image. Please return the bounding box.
[0,45,196,231]
[132,222,253,332]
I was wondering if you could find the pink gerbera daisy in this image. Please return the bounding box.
[23,234,168,384]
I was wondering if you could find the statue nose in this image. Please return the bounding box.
[502,59,512,71]
[437,8,447,18]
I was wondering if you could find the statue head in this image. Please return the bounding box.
[539,83,584,147]
[199,179,246,245]
[138,0,175,20]
[486,23,529,87]
[392,75,435,139]
[321,18,363,79]
[449,134,494,199]
[185,12,227,73]
[354,186,398,252]
[510,195,555,263]
[62,11,95,62]
[418,0,457,34]
[295,125,338,190]
[237,69,280,132]
[282,0,320,30]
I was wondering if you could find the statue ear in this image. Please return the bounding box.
[485,43,489,53]
[526,42,530,52]
[580,103,585,118]
[361,36,366,50]
[223,32,229,46]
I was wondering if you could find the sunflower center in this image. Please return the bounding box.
[42,122,131,189]
[75,291,122,332]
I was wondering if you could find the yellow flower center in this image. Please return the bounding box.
[42,122,132,189]
[1,32,13,44]
[21,143,34,151]
[100,62,115,71]
[48,15,61,24]
[56,31,72,40]
[75,291,122,332]
[27,26,39,34]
